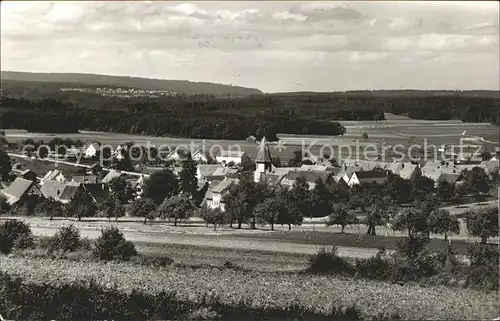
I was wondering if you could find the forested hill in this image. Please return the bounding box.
[1,71,263,96]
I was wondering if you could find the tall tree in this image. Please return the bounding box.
[427,208,460,241]
[436,180,453,202]
[129,197,157,224]
[0,150,12,181]
[35,197,63,221]
[287,150,303,167]
[200,206,225,230]
[309,178,332,218]
[326,203,358,234]
[142,169,179,205]
[465,207,499,244]
[290,176,311,219]
[65,193,97,221]
[108,176,134,204]
[179,153,198,197]
[99,194,125,221]
[465,167,490,202]
[157,194,196,226]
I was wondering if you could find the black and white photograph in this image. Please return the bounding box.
[0,1,499,320]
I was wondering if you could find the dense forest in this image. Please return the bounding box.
[0,96,357,140]
[1,80,498,140]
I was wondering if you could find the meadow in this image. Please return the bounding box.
[1,255,498,320]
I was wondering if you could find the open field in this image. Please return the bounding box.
[4,114,498,162]
[1,256,497,320]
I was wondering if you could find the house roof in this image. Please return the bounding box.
[212,179,236,194]
[20,169,35,176]
[40,180,66,199]
[388,162,404,175]
[85,183,110,203]
[261,173,285,185]
[192,150,207,159]
[286,170,332,183]
[354,170,387,180]
[102,170,123,183]
[341,165,364,176]
[83,140,101,147]
[399,163,418,180]
[41,170,64,182]
[438,173,461,185]
[72,175,98,184]
[300,164,341,174]
[59,182,82,201]
[212,167,239,177]
[2,178,35,205]
[198,164,221,177]
[217,150,247,158]
[481,160,499,175]
[255,137,272,163]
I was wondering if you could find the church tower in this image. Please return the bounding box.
[254,137,273,182]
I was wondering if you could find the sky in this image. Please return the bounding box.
[1,1,499,93]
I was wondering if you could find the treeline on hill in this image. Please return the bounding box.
[1,89,499,140]
[2,95,381,139]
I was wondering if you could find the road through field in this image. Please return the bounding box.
[29,225,381,259]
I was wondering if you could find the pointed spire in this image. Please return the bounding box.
[255,137,272,163]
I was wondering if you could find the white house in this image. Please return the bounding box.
[347,171,387,187]
[165,150,183,162]
[216,150,253,167]
[83,140,101,158]
[196,164,221,181]
[114,144,125,160]
[207,178,237,211]
[40,170,66,185]
[192,150,208,163]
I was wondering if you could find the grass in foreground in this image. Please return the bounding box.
[0,256,497,320]
[232,231,488,255]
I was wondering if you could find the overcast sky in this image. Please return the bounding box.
[1,1,499,93]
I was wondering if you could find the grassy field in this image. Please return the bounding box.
[9,156,86,178]
[1,255,497,320]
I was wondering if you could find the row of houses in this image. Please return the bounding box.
[0,164,138,210]
[201,139,499,212]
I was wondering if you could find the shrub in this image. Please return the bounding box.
[0,219,34,254]
[92,227,137,261]
[355,249,392,280]
[138,253,174,267]
[307,247,354,275]
[48,225,82,253]
[466,243,498,290]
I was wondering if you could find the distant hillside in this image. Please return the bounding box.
[274,90,500,98]
[1,71,263,96]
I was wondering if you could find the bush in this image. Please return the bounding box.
[0,219,34,254]
[138,253,174,267]
[92,227,137,261]
[466,243,498,290]
[47,225,82,253]
[307,247,354,275]
[355,249,392,280]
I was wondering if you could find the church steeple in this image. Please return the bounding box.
[254,137,273,182]
[255,137,272,163]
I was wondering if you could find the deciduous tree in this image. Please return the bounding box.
[465,207,499,244]
[142,169,179,205]
[157,194,196,226]
[326,204,358,234]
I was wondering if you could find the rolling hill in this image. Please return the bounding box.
[1,71,263,96]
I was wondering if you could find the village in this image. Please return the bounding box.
[1,136,498,221]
